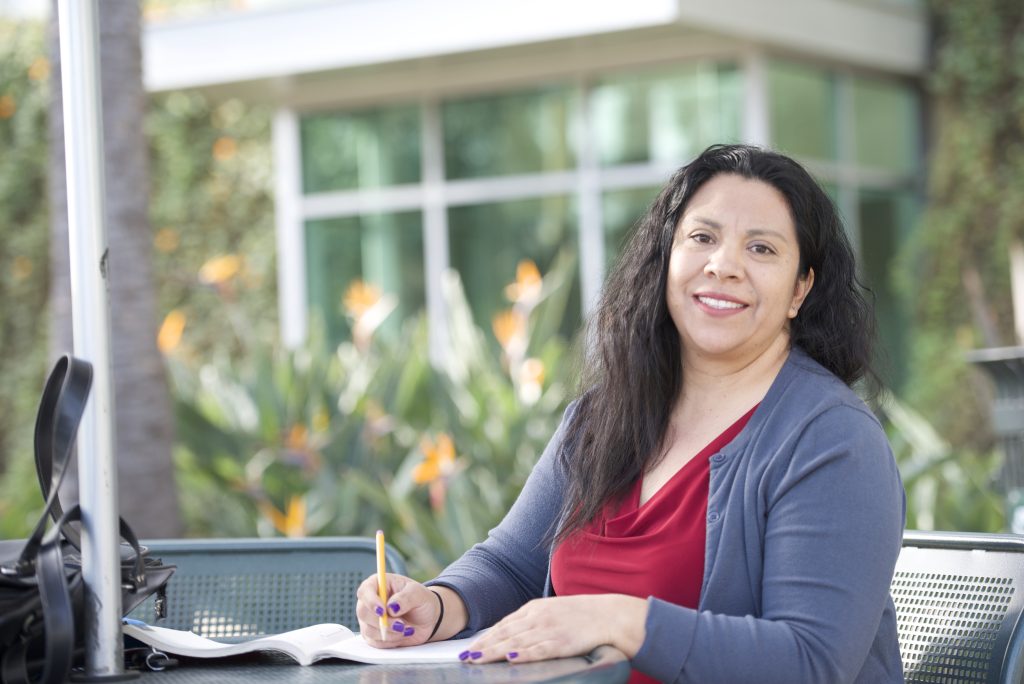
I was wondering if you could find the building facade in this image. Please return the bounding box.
[145,0,926,385]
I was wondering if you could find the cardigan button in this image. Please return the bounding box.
[707,511,720,523]
[711,453,726,464]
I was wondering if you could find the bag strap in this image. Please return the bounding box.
[21,355,93,565]
[0,506,83,684]
[24,354,147,586]
[34,507,80,684]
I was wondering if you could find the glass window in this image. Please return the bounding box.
[593,63,742,167]
[852,77,917,173]
[443,87,577,179]
[300,106,421,193]
[858,189,916,390]
[448,196,580,340]
[769,61,836,161]
[305,211,425,347]
[602,186,661,268]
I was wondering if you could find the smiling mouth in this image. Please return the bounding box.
[695,295,746,310]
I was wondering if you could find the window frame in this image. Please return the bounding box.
[274,53,921,368]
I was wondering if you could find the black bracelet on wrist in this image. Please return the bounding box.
[427,589,444,641]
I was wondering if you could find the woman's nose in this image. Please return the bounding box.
[704,245,742,280]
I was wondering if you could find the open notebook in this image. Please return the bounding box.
[123,622,483,666]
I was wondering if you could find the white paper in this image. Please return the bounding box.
[123,622,481,666]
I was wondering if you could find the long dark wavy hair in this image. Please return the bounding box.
[555,144,877,543]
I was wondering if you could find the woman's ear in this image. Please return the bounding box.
[789,268,815,318]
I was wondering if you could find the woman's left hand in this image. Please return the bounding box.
[462,594,648,664]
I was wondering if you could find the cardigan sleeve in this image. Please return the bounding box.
[426,401,576,636]
[632,404,906,684]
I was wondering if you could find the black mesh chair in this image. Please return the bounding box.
[127,537,407,639]
[892,531,1024,684]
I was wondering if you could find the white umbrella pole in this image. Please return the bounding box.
[56,0,126,677]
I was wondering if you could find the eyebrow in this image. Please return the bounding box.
[687,215,792,243]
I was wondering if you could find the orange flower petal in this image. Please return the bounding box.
[27,57,50,81]
[154,227,180,253]
[505,259,543,302]
[284,496,307,538]
[285,424,309,451]
[212,136,237,161]
[257,500,288,534]
[412,460,439,485]
[258,496,307,537]
[516,260,542,289]
[157,309,186,354]
[435,433,455,468]
[0,95,16,120]
[342,280,382,318]
[414,432,457,485]
[520,358,545,386]
[199,254,241,284]
[492,309,525,348]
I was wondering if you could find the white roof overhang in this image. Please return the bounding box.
[144,0,927,105]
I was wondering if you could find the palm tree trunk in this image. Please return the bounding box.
[49,0,182,537]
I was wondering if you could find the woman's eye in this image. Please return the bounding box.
[750,243,776,255]
[690,232,713,244]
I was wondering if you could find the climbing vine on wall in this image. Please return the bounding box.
[900,0,1024,450]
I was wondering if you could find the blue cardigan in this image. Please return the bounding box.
[430,347,906,683]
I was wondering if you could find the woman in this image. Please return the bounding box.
[355,144,906,683]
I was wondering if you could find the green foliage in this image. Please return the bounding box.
[0,20,51,535]
[899,1,1024,453]
[882,392,1004,532]
[170,262,576,580]
[147,91,278,362]
[0,22,277,537]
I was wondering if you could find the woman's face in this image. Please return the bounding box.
[666,173,814,369]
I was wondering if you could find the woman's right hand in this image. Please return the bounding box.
[355,573,442,649]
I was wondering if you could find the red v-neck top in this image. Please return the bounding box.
[551,406,758,669]
[551,406,756,683]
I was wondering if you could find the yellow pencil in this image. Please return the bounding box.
[376,529,389,641]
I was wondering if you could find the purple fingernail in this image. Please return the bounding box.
[392,621,405,632]
[458,650,471,661]
[507,652,518,659]
[389,602,400,613]
[374,606,384,616]
[469,651,483,660]
[403,626,415,637]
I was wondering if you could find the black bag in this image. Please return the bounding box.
[0,356,175,684]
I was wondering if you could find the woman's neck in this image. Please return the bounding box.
[675,335,791,421]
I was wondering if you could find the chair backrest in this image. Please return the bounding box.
[127,536,407,639]
[893,530,1024,684]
